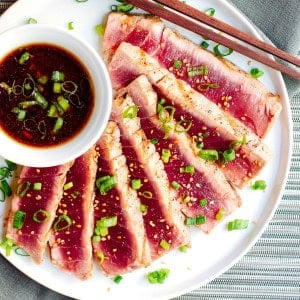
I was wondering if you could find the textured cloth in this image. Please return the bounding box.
[0,1,299,300]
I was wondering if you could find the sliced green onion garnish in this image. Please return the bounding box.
[33,89,48,109]
[227,219,249,231]
[150,138,158,144]
[201,41,210,49]
[205,7,216,16]
[173,59,182,69]
[53,82,62,93]
[146,268,170,284]
[113,275,123,284]
[199,198,207,207]
[131,178,142,190]
[63,182,73,191]
[185,215,206,225]
[26,17,38,24]
[250,180,267,191]
[198,82,219,92]
[198,149,219,161]
[57,96,70,111]
[68,21,74,30]
[111,3,134,12]
[122,105,139,119]
[180,165,195,175]
[33,182,42,191]
[13,210,26,229]
[175,119,192,133]
[94,216,118,237]
[51,71,65,82]
[222,148,236,163]
[18,52,30,65]
[95,24,105,36]
[159,105,176,124]
[139,204,148,214]
[53,117,64,133]
[17,181,31,197]
[14,247,29,256]
[38,75,48,85]
[33,209,50,223]
[230,134,247,149]
[187,65,208,77]
[250,67,264,78]
[0,238,15,256]
[215,208,226,220]
[213,44,233,57]
[171,181,181,190]
[53,214,72,231]
[161,149,171,163]
[96,250,105,264]
[160,239,171,250]
[1,180,12,197]
[96,175,117,195]
[92,235,101,243]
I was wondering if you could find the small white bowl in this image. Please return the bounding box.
[0,24,112,167]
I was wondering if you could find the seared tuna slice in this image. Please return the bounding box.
[93,121,150,275]
[103,13,282,138]
[113,53,271,187]
[116,78,241,233]
[6,162,73,263]
[111,94,190,259]
[48,148,97,280]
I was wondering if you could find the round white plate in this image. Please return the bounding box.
[0,0,292,299]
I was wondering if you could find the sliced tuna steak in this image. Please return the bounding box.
[6,162,73,263]
[104,12,282,138]
[48,148,97,280]
[116,78,241,233]
[111,94,190,259]
[93,121,151,275]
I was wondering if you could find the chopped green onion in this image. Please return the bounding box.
[199,198,207,207]
[0,238,15,256]
[131,178,142,190]
[187,65,208,77]
[33,209,50,223]
[51,71,65,82]
[57,96,70,111]
[47,104,58,118]
[26,18,37,24]
[113,275,123,284]
[1,180,12,197]
[64,182,73,190]
[38,75,48,85]
[160,239,171,250]
[139,204,148,214]
[201,41,210,49]
[175,119,192,133]
[222,148,236,163]
[185,215,206,225]
[198,82,219,92]
[205,7,216,16]
[97,216,118,228]
[158,105,176,124]
[180,165,195,175]
[96,175,117,195]
[215,208,226,220]
[95,24,105,36]
[68,21,74,30]
[33,182,42,191]
[92,235,101,243]
[53,214,72,231]
[150,138,158,144]
[53,82,62,93]
[250,180,267,191]
[230,134,247,149]
[111,3,134,13]
[13,210,26,229]
[16,181,31,197]
[178,245,188,253]
[213,44,233,57]
[199,149,219,161]
[250,67,264,78]
[14,247,29,256]
[33,89,48,109]
[173,59,182,69]
[146,268,170,284]
[161,149,171,163]
[53,117,64,133]
[18,52,30,65]
[122,105,139,119]
[227,219,249,231]
[171,181,181,190]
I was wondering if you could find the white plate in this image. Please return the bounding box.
[0,0,292,299]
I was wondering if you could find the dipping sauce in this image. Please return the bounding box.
[0,44,94,147]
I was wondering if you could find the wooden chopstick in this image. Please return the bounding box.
[126,0,300,81]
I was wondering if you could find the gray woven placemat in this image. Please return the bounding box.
[0,1,299,300]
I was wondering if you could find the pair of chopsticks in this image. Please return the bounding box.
[125,0,300,81]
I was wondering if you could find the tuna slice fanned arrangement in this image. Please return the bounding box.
[3,11,282,280]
